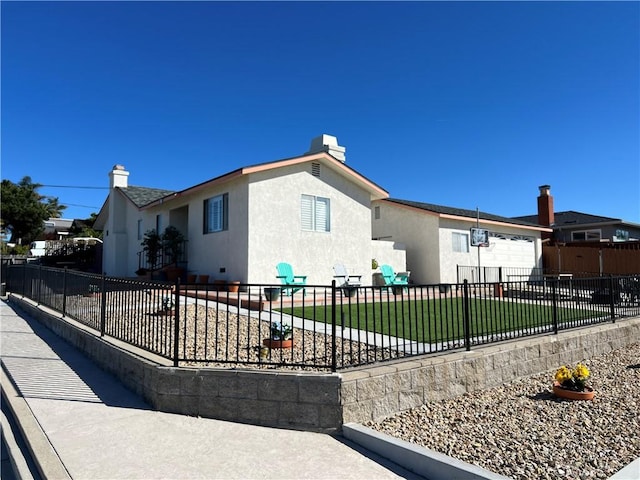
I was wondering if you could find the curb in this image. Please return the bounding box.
[608,459,640,480]
[342,423,511,480]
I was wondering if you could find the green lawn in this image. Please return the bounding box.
[281,298,603,343]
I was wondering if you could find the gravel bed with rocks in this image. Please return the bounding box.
[178,303,405,370]
[366,342,640,480]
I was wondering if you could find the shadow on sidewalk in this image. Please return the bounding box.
[1,300,150,410]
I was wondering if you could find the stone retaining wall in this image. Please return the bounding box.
[341,318,640,424]
[9,295,640,432]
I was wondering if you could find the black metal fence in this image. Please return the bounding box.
[5,264,640,371]
[457,265,545,283]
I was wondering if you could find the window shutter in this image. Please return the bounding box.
[222,193,229,230]
[301,195,313,230]
[315,197,329,232]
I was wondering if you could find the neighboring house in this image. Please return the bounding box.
[41,218,73,240]
[371,198,551,284]
[94,135,405,284]
[514,185,640,243]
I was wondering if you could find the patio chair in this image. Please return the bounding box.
[333,263,362,297]
[380,265,409,293]
[276,262,307,296]
[333,263,362,287]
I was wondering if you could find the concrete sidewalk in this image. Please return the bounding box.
[0,299,423,480]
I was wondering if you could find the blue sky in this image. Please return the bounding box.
[2,1,639,223]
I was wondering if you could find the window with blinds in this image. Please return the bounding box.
[204,193,229,233]
[301,194,330,232]
[452,232,469,253]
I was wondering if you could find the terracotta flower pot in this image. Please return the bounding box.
[227,281,240,293]
[552,382,595,401]
[262,338,293,349]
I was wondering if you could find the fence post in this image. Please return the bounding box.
[100,272,107,336]
[608,275,616,323]
[331,280,337,372]
[551,279,558,334]
[21,262,26,296]
[37,264,42,304]
[463,280,471,351]
[62,267,68,316]
[173,278,180,367]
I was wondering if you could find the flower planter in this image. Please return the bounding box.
[342,286,358,298]
[187,274,197,284]
[227,281,240,293]
[198,275,210,284]
[262,338,293,349]
[552,382,595,401]
[213,279,225,291]
[392,285,405,296]
[263,287,280,301]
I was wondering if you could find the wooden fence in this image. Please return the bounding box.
[543,242,640,276]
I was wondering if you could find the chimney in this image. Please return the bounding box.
[537,184,554,227]
[109,164,129,189]
[306,134,346,162]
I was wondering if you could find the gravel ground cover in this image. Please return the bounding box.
[178,303,405,370]
[366,342,640,480]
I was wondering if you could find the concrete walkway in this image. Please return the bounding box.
[0,299,423,480]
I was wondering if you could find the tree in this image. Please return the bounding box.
[70,213,102,239]
[0,176,66,244]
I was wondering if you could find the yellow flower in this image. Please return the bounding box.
[554,366,572,383]
[574,363,590,380]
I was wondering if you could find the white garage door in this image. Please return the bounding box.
[483,234,536,268]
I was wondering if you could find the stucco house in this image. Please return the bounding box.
[371,198,551,284]
[94,135,406,284]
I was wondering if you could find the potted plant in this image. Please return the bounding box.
[141,229,162,277]
[263,321,293,349]
[162,226,186,281]
[157,295,175,316]
[84,284,100,297]
[263,287,281,301]
[553,363,594,400]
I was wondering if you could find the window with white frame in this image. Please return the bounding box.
[452,232,469,252]
[204,193,228,233]
[571,229,601,241]
[301,194,330,232]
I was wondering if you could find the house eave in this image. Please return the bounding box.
[379,200,552,233]
[141,152,388,210]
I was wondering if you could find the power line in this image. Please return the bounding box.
[62,203,100,209]
[42,185,108,190]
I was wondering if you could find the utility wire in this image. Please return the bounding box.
[42,185,108,189]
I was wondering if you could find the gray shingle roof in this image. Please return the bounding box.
[118,186,176,208]
[513,210,621,226]
[386,198,542,227]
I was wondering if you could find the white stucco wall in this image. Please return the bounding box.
[372,201,438,284]
[104,159,386,285]
[372,201,543,285]
[102,191,132,277]
[246,162,374,285]
[439,218,541,283]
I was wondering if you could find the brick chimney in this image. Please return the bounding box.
[537,184,554,227]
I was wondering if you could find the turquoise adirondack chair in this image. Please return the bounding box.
[380,265,409,293]
[276,262,307,296]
